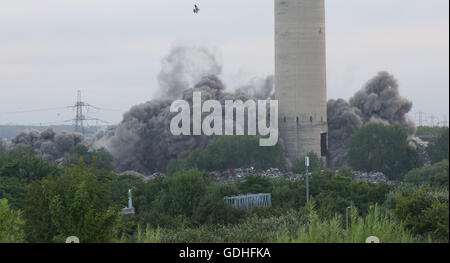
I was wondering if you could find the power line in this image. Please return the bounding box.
[0,106,71,114]
[0,91,116,133]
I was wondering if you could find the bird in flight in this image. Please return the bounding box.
[193,4,200,14]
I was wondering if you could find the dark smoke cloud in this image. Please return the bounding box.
[7,128,84,161]
[2,47,418,173]
[91,45,274,174]
[327,71,419,168]
[327,99,363,169]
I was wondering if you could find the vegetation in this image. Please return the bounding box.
[0,147,61,209]
[276,203,413,243]
[0,129,448,243]
[167,136,286,176]
[348,124,420,180]
[63,144,114,171]
[404,160,449,188]
[385,185,449,242]
[22,163,119,243]
[426,127,449,164]
[0,199,26,243]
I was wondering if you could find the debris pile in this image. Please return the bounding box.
[209,167,303,183]
[352,171,392,184]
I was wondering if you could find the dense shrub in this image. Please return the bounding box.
[426,128,449,163]
[22,163,119,243]
[0,198,26,243]
[404,160,449,188]
[385,185,449,242]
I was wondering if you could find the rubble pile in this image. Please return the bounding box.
[209,167,303,183]
[119,170,166,182]
[353,171,392,184]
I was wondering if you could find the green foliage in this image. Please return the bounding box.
[0,199,26,243]
[310,171,392,217]
[152,169,208,218]
[348,124,420,180]
[161,210,308,243]
[389,186,449,242]
[426,128,449,163]
[404,160,449,188]
[174,136,285,172]
[0,147,61,209]
[237,175,273,194]
[63,144,114,171]
[276,202,414,243]
[292,152,324,174]
[22,163,119,243]
[192,192,245,226]
[136,224,162,243]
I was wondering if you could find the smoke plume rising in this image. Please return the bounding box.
[327,71,418,168]
[4,47,418,173]
[91,46,274,174]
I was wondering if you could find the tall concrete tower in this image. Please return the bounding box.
[275,0,328,164]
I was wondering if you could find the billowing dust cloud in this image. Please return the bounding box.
[327,71,418,168]
[90,46,274,174]
[4,128,84,161]
[4,47,418,173]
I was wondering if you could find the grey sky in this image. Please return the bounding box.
[0,0,448,125]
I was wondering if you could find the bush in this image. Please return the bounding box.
[0,199,26,243]
[22,163,119,243]
[426,128,449,164]
[404,160,449,188]
[152,168,208,218]
[386,186,449,242]
[237,175,273,194]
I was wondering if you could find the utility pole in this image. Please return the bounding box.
[305,156,310,203]
[74,90,85,134]
[72,90,109,135]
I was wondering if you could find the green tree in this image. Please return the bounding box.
[426,128,449,164]
[152,168,208,218]
[0,147,61,209]
[347,124,419,180]
[0,199,26,243]
[22,163,119,243]
[182,136,285,172]
[63,144,114,171]
[404,160,449,188]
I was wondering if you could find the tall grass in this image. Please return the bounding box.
[276,202,415,243]
[129,202,419,243]
[136,224,162,243]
